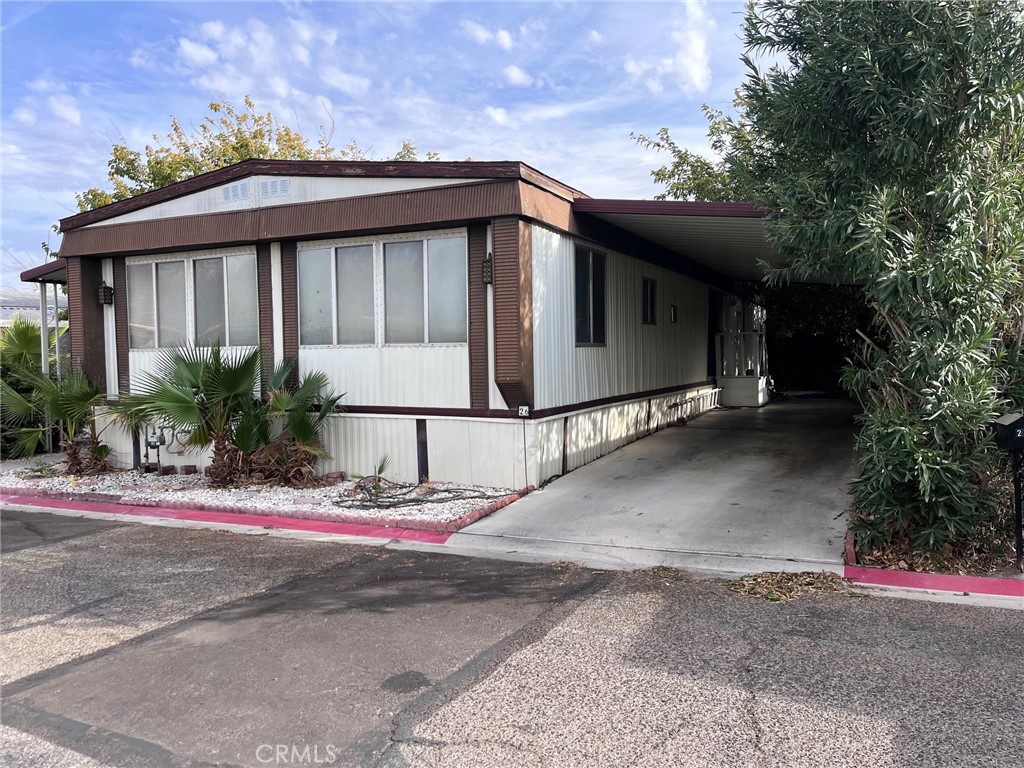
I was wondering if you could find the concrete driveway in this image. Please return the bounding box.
[447,399,860,574]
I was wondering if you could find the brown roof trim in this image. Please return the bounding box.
[20,258,68,284]
[58,180,521,259]
[573,199,764,218]
[60,159,586,231]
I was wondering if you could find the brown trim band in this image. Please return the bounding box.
[338,380,715,421]
[59,180,520,258]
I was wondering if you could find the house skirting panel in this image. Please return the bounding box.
[92,383,718,490]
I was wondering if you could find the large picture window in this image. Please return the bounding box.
[575,247,606,345]
[127,252,258,349]
[299,232,467,347]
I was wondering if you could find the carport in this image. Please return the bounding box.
[446,200,859,575]
[449,398,858,574]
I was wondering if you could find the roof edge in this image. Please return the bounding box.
[60,159,586,232]
[574,199,764,218]
[20,258,68,284]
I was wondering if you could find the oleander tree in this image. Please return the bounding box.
[728,0,1024,553]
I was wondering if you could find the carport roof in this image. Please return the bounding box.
[573,199,779,283]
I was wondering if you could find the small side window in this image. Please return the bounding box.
[575,248,606,345]
[642,277,657,325]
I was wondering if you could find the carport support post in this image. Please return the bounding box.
[1014,448,1022,573]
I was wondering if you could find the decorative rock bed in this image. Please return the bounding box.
[0,465,528,533]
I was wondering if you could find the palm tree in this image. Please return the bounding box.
[0,368,108,473]
[233,360,344,485]
[0,316,64,371]
[111,345,262,486]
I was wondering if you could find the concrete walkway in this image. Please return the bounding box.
[444,399,860,574]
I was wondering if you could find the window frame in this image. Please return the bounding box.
[574,247,607,347]
[297,228,469,348]
[125,248,258,350]
[642,277,657,326]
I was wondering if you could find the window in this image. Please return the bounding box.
[575,248,606,345]
[194,254,258,346]
[299,232,467,346]
[642,277,657,325]
[127,252,258,349]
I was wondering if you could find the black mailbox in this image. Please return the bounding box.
[995,413,1024,451]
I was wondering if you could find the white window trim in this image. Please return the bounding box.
[126,247,258,350]
[297,228,469,349]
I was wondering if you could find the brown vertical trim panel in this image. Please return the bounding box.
[112,256,130,394]
[66,257,106,388]
[467,223,489,409]
[280,240,299,378]
[256,243,274,391]
[491,217,533,408]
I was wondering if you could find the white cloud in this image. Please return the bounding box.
[294,44,310,66]
[12,107,36,126]
[589,29,603,44]
[129,48,154,70]
[460,20,492,45]
[622,0,715,95]
[484,106,513,127]
[177,38,218,68]
[199,20,225,41]
[28,78,58,93]
[268,76,290,98]
[503,65,533,87]
[48,93,80,125]
[320,66,371,98]
[460,20,513,49]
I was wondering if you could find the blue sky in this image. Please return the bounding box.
[1,0,751,289]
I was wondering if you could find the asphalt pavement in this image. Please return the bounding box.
[2,508,1022,768]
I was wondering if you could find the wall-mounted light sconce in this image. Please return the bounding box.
[98,282,114,305]
[670,304,678,323]
[482,253,494,284]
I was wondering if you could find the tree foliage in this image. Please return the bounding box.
[76,96,440,212]
[632,103,750,202]
[730,0,1024,554]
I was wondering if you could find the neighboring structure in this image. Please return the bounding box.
[26,160,776,487]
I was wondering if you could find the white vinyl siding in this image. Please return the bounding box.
[532,224,710,410]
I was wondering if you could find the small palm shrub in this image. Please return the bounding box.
[112,346,342,487]
[0,367,110,474]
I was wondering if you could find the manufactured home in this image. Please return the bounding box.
[25,160,776,488]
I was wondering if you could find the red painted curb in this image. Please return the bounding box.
[844,565,1024,598]
[1,493,451,544]
[843,528,857,566]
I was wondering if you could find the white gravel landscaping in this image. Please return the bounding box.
[0,462,518,527]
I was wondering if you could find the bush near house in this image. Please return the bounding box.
[110,346,342,487]
[729,0,1024,557]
